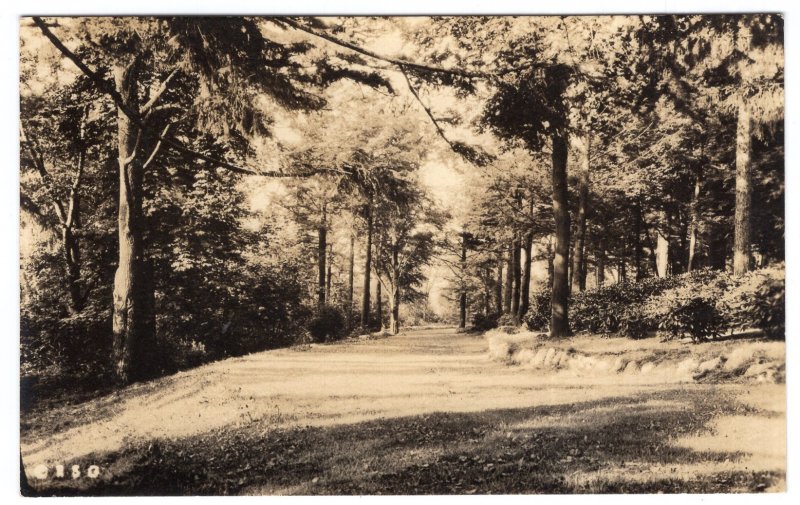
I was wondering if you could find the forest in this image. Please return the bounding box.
[18,14,787,496]
[20,15,784,386]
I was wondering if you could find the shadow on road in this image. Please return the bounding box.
[24,386,781,495]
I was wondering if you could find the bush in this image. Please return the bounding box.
[567,275,695,335]
[619,307,650,339]
[627,269,730,341]
[160,261,311,364]
[596,266,784,341]
[471,311,500,331]
[570,291,624,334]
[497,313,518,327]
[523,289,551,331]
[658,296,724,342]
[307,305,347,343]
[718,264,785,339]
[755,275,785,340]
[21,304,113,378]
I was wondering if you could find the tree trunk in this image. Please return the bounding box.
[495,250,503,313]
[709,226,728,271]
[520,231,533,317]
[360,204,372,328]
[389,245,400,334]
[733,93,752,276]
[63,226,83,314]
[655,208,670,278]
[64,112,87,315]
[511,234,521,323]
[347,233,355,316]
[375,234,383,330]
[503,243,513,314]
[571,135,590,293]
[458,290,467,329]
[547,236,554,290]
[317,205,327,309]
[389,286,400,335]
[687,166,702,272]
[633,203,643,280]
[375,276,382,330]
[111,60,157,384]
[596,233,606,288]
[550,132,571,338]
[481,267,491,314]
[674,208,688,275]
[326,243,333,303]
[459,233,467,329]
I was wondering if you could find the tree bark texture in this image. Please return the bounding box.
[571,135,590,293]
[347,234,355,315]
[111,59,157,384]
[655,208,670,278]
[503,243,513,314]
[459,232,467,329]
[389,244,400,334]
[375,275,382,330]
[550,132,571,338]
[360,205,373,328]
[734,93,752,276]
[511,234,522,322]
[317,206,327,310]
[495,250,504,313]
[595,234,606,288]
[520,231,533,317]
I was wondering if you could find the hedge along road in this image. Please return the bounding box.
[21,327,785,495]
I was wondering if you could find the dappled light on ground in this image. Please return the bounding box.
[22,328,785,495]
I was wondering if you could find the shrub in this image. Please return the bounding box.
[570,268,729,339]
[21,304,113,378]
[524,266,783,341]
[151,255,313,367]
[619,307,650,339]
[658,296,724,342]
[497,313,518,327]
[471,311,500,331]
[307,305,347,343]
[567,275,692,335]
[523,289,551,331]
[570,290,624,334]
[718,264,785,339]
[754,275,785,340]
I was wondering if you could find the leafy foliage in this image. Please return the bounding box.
[657,297,724,342]
[307,306,347,343]
[18,15,785,388]
[522,290,551,332]
[471,311,500,332]
[519,266,783,342]
[718,264,785,340]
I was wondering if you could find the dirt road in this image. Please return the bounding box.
[21,327,785,495]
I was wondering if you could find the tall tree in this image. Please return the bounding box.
[32,16,392,382]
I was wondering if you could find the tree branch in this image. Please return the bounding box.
[141,69,179,115]
[142,123,172,170]
[400,66,461,154]
[65,105,89,230]
[31,17,338,180]
[273,17,493,81]
[19,122,67,225]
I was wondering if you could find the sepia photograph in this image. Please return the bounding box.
[15,7,788,497]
